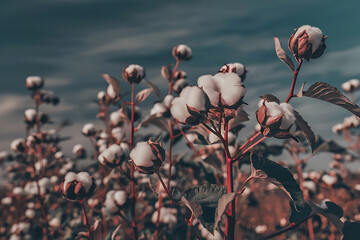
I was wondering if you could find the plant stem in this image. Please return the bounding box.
[176,122,197,155]
[156,172,174,203]
[285,60,303,103]
[81,201,94,240]
[129,82,137,240]
[168,119,174,191]
[154,194,163,240]
[223,119,235,240]
[187,215,202,240]
[168,60,181,95]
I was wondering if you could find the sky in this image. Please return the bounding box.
[1,0,360,171]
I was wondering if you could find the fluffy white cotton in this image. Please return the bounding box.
[303,180,316,193]
[150,103,167,116]
[177,44,192,56]
[24,109,36,122]
[342,82,352,92]
[1,197,12,205]
[107,85,117,99]
[13,187,25,196]
[125,64,144,78]
[151,208,178,227]
[163,95,174,108]
[63,172,77,192]
[173,78,189,93]
[49,218,61,228]
[264,102,296,133]
[343,115,360,128]
[10,138,24,152]
[97,91,106,100]
[198,73,245,107]
[332,123,343,134]
[111,127,126,141]
[170,86,207,123]
[82,123,95,135]
[220,63,245,77]
[114,190,127,206]
[25,209,36,219]
[76,172,93,192]
[26,76,43,88]
[72,144,84,155]
[255,225,268,234]
[294,25,323,53]
[322,174,337,185]
[130,141,156,167]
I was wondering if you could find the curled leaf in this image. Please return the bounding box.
[303,82,360,117]
[293,110,315,152]
[135,88,152,104]
[274,37,295,71]
[250,154,306,211]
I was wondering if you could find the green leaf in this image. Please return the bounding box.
[144,79,161,98]
[313,136,347,155]
[181,184,236,235]
[274,37,295,71]
[303,82,360,117]
[138,115,170,132]
[250,154,306,211]
[293,110,316,152]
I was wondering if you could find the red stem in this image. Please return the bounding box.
[168,60,181,95]
[81,201,94,240]
[168,120,174,191]
[154,194,163,240]
[129,83,137,240]
[285,60,303,103]
[156,172,174,203]
[223,119,235,240]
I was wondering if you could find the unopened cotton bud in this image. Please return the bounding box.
[122,64,145,84]
[172,44,192,61]
[82,123,96,136]
[130,140,166,174]
[26,76,44,90]
[288,25,326,61]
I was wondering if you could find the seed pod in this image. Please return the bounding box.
[122,64,145,84]
[26,76,44,90]
[172,44,192,61]
[61,172,96,201]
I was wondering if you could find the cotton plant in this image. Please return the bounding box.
[2,25,360,240]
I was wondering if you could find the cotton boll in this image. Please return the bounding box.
[197,75,219,106]
[349,79,360,89]
[82,123,96,136]
[1,197,12,205]
[24,109,36,123]
[97,91,106,102]
[150,103,167,116]
[112,127,126,142]
[265,102,282,117]
[214,73,245,106]
[76,172,93,192]
[25,209,36,219]
[130,142,155,168]
[163,95,174,108]
[342,82,352,92]
[172,44,192,61]
[170,98,190,123]
[110,111,123,126]
[255,225,268,234]
[293,25,323,53]
[186,86,207,111]
[49,218,61,228]
[26,76,44,90]
[13,187,25,196]
[151,208,178,228]
[114,190,127,206]
[63,172,77,192]
[173,78,189,94]
[303,180,317,193]
[332,124,343,135]
[107,85,117,100]
[11,138,25,152]
[322,174,337,185]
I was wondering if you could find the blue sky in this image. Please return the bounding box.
[1,0,360,170]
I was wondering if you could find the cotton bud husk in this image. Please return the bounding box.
[130,140,166,174]
[122,64,145,84]
[26,76,44,90]
[61,171,96,201]
[172,44,192,61]
[98,144,126,168]
[288,25,326,61]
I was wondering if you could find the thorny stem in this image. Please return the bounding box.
[285,60,303,103]
[129,83,137,240]
[81,201,94,240]
[168,60,181,95]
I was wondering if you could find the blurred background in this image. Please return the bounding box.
[1,0,360,171]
